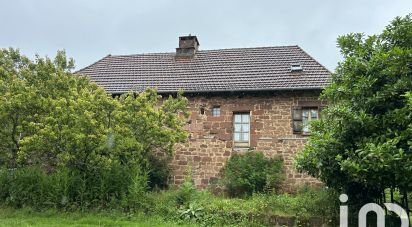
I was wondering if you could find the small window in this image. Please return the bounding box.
[200,107,205,115]
[291,63,303,72]
[292,107,318,134]
[212,106,221,117]
[233,113,250,147]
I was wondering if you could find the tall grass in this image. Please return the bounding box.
[0,165,148,210]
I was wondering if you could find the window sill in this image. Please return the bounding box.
[233,142,249,148]
[232,147,250,152]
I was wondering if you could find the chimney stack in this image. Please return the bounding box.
[176,35,199,58]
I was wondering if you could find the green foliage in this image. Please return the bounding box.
[0,169,10,202]
[0,207,190,227]
[176,173,197,206]
[221,151,284,197]
[178,203,204,222]
[145,186,337,226]
[147,154,171,190]
[0,48,189,208]
[125,166,149,210]
[6,167,48,208]
[296,14,412,204]
[0,165,149,209]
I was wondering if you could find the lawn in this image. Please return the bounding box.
[0,208,187,227]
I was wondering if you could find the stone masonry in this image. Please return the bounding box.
[170,90,324,192]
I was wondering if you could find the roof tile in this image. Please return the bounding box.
[76,45,331,94]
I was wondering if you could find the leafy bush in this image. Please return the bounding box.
[144,186,337,226]
[125,166,149,210]
[175,174,197,206]
[0,169,11,202]
[178,203,204,222]
[0,48,189,209]
[0,165,150,210]
[6,167,48,208]
[147,154,171,190]
[221,151,284,197]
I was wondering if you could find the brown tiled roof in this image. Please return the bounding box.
[76,45,331,94]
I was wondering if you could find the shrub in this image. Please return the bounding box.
[125,166,149,210]
[147,154,171,190]
[0,169,11,202]
[0,165,150,210]
[221,151,284,197]
[175,174,197,206]
[6,167,48,208]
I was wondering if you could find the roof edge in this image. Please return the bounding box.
[109,86,326,95]
[295,45,333,74]
[74,54,112,74]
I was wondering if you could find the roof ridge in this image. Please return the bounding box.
[104,45,301,58]
[200,45,299,52]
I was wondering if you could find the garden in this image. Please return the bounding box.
[0,14,411,226]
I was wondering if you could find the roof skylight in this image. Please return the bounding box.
[291,63,303,72]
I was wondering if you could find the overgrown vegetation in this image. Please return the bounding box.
[0,48,188,209]
[220,151,284,197]
[296,14,412,210]
[0,184,338,226]
[145,180,339,226]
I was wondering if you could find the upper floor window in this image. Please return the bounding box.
[212,106,221,117]
[234,113,250,147]
[292,107,319,134]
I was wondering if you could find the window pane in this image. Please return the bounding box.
[234,114,242,123]
[302,118,309,133]
[242,133,249,141]
[234,124,241,132]
[212,107,220,117]
[242,124,249,132]
[293,121,303,132]
[242,114,249,123]
[293,108,302,120]
[311,109,318,120]
[302,109,309,119]
[234,132,241,141]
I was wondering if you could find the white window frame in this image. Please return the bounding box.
[212,106,221,117]
[233,112,250,147]
[301,107,319,134]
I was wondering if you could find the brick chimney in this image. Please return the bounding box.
[176,35,199,58]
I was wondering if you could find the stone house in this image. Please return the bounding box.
[77,35,331,191]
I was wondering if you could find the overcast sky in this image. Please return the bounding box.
[1,0,411,71]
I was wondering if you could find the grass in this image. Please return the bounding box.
[0,208,189,227]
[0,187,339,226]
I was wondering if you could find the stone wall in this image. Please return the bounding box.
[170,90,324,191]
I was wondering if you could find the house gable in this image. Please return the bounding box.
[77,35,331,190]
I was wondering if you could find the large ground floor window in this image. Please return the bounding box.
[234,112,250,147]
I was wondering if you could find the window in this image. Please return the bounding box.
[212,106,221,117]
[292,107,319,134]
[291,63,303,72]
[234,113,250,146]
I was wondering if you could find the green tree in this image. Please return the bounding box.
[115,90,188,188]
[0,48,188,183]
[296,14,412,204]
